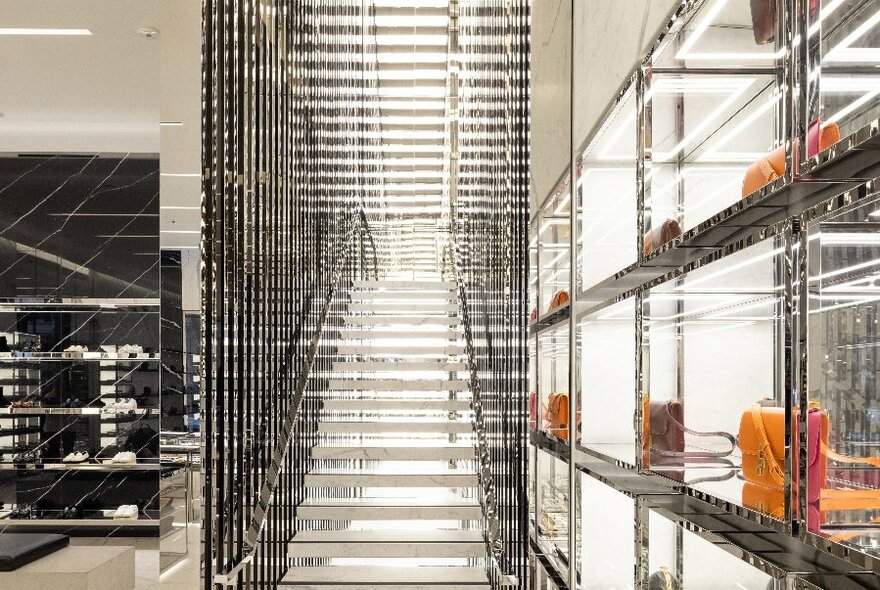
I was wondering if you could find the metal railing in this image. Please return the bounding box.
[212,205,373,586]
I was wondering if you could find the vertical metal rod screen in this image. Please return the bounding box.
[201,1,381,588]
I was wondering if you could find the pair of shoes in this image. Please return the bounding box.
[63,345,88,354]
[60,506,81,519]
[61,398,82,408]
[62,451,89,463]
[10,505,41,520]
[102,398,137,413]
[118,344,143,356]
[10,400,34,409]
[108,451,137,464]
[112,505,139,520]
[13,451,37,465]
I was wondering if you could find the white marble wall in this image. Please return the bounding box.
[530,0,571,212]
[572,0,680,147]
[530,0,682,210]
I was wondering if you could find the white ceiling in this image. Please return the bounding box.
[0,0,202,247]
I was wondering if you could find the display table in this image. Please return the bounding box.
[0,545,134,590]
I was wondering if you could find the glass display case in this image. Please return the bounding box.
[578,473,633,589]
[577,83,638,290]
[579,297,637,465]
[643,236,786,518]
[806,192,880,558]
[536,178,571,323]
[648,0,787,232]
[806,0,880,159]
[535,450,571,582]
[648,507,777,589]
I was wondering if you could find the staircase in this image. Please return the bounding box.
[280,278,490,589]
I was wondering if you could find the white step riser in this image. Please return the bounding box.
[281,566,490,588]
[352,281,455,290]
[348,303,459,313]
[329,379,469,391]
[334,346,463,357]
[349,292,455,302]
[296,505,481,520]
[311,447,475,460]
[345,316,459,326]
[304,474,478,487]
[288,542,485,559]
[332,361,466,371]
[321,400,471,411]
[317,422,472,434]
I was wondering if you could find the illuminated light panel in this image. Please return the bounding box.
[824,7,880,62]
[674,0,784,62]
[0,28,92,35]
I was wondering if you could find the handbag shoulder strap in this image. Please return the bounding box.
[750,404,785,487]
[822,442,880,469]
[651,403,737,459]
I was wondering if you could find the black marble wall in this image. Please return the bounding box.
[0,154,161,536]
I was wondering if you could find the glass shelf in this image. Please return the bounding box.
[536,449,571,578]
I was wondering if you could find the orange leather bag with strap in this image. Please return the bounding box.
[742,121,841,198]
[548,290,570,313]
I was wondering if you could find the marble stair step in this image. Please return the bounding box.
[348,303,459,313]
[336,330,459,341]
[344,316,460,327]
[304,471,478,488]
[333,345,463,356]
[332,360,466,371]
[328,378,469,391]
[321,399,472,412]
[288,530,486,559]
[311,444,475,460]
[317,420,472,434]
[280,566,490,588]
[295,498,482,520]
[352,280,455,291]
[349,291,455,302]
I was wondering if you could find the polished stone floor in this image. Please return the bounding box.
[159,523,200,590]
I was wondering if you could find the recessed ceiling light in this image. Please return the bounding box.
[138,27,159,39]
[0,28,92,36]
[160,121,183,127]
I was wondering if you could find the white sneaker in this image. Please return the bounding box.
[115,398,137,412]
[112,505,126,519]
[125,505,139,520]
[111,452,137,464]
[62,452,77,463]
[72,452,89,463]
[118,345,143,356]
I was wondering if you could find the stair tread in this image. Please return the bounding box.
[291,530,484,543]
[299,497,480,508]
[281,566,489,586]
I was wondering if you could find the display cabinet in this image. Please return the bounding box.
[531,0,880,586]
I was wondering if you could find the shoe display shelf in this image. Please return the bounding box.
[530,0,880,586]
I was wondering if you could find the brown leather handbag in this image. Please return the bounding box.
[749,0,777,45]
[644,219,682,255]
[644,398,736,459]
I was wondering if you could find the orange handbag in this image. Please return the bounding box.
[548,290,569,313]
[544,392,581,441]
[742,121,841,197]
[644,219,682,255]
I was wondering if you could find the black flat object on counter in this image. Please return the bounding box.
[0,532,69,571]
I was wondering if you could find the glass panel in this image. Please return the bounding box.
[579,473,634,589]
[536,449,570,578]
[648,509,776,588]
[653,0,784,69]
[806,195,880,555]
[579,297,636,464]
[538,183,571,319]
[578,87,638,289]
[537,323,571,442]
[809,0,880,150]
[644,239,785,517]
